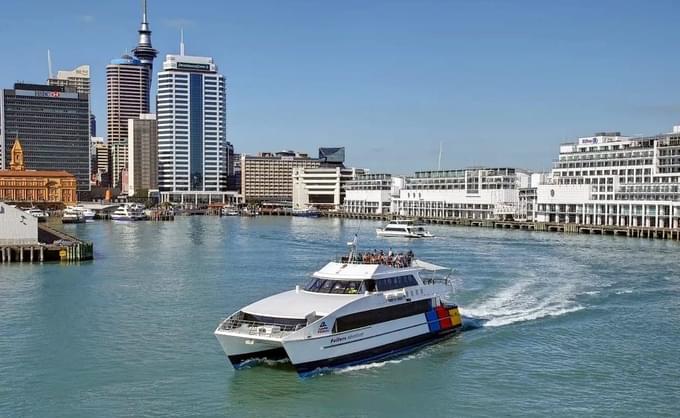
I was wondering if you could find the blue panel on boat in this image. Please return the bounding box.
[425,310,440,332]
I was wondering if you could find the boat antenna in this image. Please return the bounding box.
[346,234,358,263]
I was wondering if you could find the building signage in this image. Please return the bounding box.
[15,90,78,99]
[580,137,598,145]
[177,62,211,71]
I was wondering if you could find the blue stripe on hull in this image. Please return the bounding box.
[294,327,461,377]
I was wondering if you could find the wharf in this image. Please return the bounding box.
[323,211,680,241]
[1,224,93,264]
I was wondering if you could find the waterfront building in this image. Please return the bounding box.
[0,138,77,206]
[0,83,90,192]
[342,173,394,215]
[292,166,365,210]
[0,202,38,246]
[394,167,529,220]
[536,128,680,228]
[157,48,234,205]
[106,55,150,189]
[318,147,345,166]
[127,114,158,197]
[240,151,321,203]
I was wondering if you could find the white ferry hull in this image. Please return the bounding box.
[376,229,422,238]
[215,331,287,368]
[284,314,460,376]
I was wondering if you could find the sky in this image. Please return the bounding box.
[1,0,680,174]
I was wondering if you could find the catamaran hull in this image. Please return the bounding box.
[215,332,287,368]
[282,314,461,376]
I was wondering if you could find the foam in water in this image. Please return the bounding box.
[462,271,585,327]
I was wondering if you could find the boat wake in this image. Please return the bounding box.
[460,273,585,327]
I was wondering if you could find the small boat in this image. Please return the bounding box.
[62,207,85,224]
[292,206,321,218]
[241,207,259,217]
[376,219,434,238]
[214,238,462,376]
[24,207,49,222]
[221,206,240,216]
[111,203,147,221]
[68,205,96,222]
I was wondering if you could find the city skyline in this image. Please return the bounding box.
[2,0,680,174]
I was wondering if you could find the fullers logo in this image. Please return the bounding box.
[318,321,329,333]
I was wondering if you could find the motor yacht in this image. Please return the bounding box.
[111,203,147,221]
[62,207,85,224]
[292,206,321,218]
[376,219,434,238]
[69,205,96,222]
[24,207,49,222]
[221,206,240,216]
[214,238,462,376]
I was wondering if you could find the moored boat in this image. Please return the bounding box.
[376,219,433,238]
[111,203,147,221]
[292,206,321,217]
[24,207,49,222]
[214,238,462,376]
[62,207,85,224]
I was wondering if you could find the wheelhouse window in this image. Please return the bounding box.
[304,278,363,294]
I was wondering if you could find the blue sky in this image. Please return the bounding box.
[1,0,680,174]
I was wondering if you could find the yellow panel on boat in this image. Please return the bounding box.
[449,308,462,327]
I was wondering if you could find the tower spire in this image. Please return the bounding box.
[180,28,185,56]
[132,0,158,70]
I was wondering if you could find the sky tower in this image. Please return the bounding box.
[132,0,158,78]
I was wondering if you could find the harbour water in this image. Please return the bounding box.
[1,217,679,417]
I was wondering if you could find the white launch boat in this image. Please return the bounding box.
[376,219,434,238]
[214,239,462,376]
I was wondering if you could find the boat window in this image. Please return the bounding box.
[319,280,335,293]
[376,275,418,291]
[385,227,406,232]
[242,312,307,328]
[331,281,347,294]
[304,279,365,294]
[335,299,431,332]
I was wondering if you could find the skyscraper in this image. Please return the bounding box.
[128,113,158,197]
[157,47,229,202]
[48,65,91,94]
[106,55,150,188]
[106,0,156,190]
[0,83,90,191]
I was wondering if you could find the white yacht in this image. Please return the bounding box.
[221,206,240,216]
[111,203,146,221]
[214,239,462,376]
[376,219,434,238]
[24,207,49,222]
[62,207,85,224]
[69,205,96,222]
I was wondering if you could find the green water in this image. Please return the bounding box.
[1,217,678,417]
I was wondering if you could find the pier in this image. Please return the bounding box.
[322,211,680,241]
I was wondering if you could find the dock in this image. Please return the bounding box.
[323,211,680,241]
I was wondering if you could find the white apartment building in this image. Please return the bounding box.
[394,168,529,220]
[536,128,680,228]
[292,166,364,210]
[343,174,393,215]
[157,51,233,204]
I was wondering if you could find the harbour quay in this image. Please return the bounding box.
[0,203,93,263]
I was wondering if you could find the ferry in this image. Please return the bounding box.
[376,219,434,238]
[111,203,147,221]
[221,206,240,216]
[292,206,321,218]
[214,238,462,376]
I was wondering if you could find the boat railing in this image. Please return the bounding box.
[219,318,303,337]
